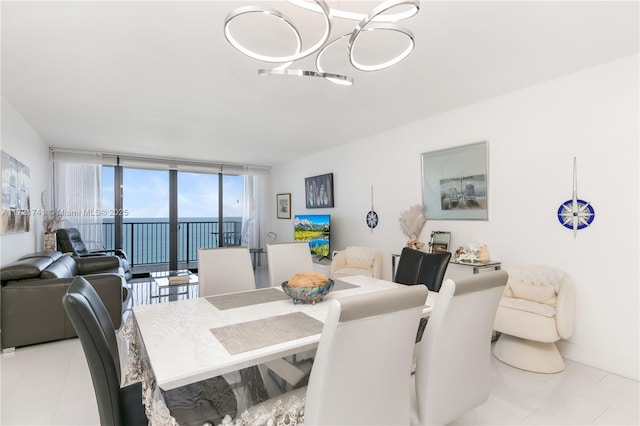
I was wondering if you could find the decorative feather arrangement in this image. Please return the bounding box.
[41,191,63,234]
[399,204,427,239]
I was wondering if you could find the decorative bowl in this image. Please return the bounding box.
[281,279,334,304]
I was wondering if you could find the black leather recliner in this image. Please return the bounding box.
[56,227,127,258]
[57,227,131,280]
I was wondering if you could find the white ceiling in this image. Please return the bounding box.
[1,1,638,167]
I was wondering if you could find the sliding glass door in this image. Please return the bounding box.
[178,172,219,264]
[122,168,170,266]
[101,166,248,269]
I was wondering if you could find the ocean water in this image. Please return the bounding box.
[100,217,242,265]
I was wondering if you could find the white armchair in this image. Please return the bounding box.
[493,265,575,373]
[330,246,381,279]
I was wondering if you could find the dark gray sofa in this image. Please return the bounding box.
[1,251,128,350]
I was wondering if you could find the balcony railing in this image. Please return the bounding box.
[74,220,243,266]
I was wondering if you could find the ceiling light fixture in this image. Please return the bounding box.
[223,0,420,86]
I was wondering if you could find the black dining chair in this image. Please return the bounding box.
[394,247,452,342]
[64,276,240,426]
[62,276,148,426]
[394,247,451,292]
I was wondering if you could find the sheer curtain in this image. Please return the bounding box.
[241,167,270,249]
[51,150,103,247]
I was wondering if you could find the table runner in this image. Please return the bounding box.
[206,281,359,311]
[211,312,323,355]
[332,280,358,291]
[206,288,289,310]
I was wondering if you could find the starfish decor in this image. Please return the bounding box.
[557,157,595,238]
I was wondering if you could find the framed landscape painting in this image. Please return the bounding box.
[421,141,489,220]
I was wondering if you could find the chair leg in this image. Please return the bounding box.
[493,333,565,373]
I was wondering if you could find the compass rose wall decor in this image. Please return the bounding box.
[557,157,595,238]
[366,185,379,232]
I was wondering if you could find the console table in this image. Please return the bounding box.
[447,259,502,274]
[391,253,501,282]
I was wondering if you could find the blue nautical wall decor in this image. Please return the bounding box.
[557,157,595,238]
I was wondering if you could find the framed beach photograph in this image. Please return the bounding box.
[421,141,489,220]
[305,173,334,208]
[276,193,291,219]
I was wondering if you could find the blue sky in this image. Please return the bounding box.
[102,167,244,219]
[294,214,330,225]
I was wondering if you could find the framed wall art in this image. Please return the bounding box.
[276,193,291,219]
[305,173,334,208]
[429,231,451,253]
[1,150,31,234]
[421,141,489,220]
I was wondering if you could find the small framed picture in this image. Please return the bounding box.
[429,231,451,253]
[276,193,291,219]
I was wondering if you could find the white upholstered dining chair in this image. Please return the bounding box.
[411,270,508,426]
[198,247,256,296]
[267,242,315,287]
[248,285,429,425]
[198,246,310,390]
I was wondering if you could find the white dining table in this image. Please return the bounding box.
[130,275,437,392]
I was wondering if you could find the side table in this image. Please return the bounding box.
[150,270,199,303]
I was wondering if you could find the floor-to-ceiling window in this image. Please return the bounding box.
[100,163,249,269]
[53,150,267,271]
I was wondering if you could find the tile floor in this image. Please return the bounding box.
[2,265,638,425]
[2,337,638,425]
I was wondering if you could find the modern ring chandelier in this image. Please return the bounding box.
[223,0,420,86]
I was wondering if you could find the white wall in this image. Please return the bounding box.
[0,96,50,265]
[269,54,639,380]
